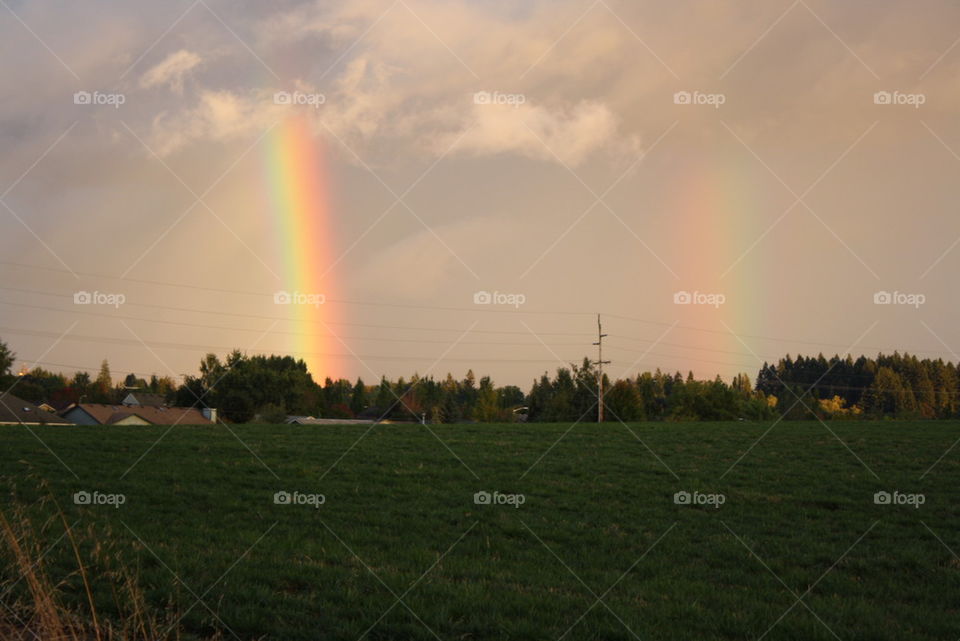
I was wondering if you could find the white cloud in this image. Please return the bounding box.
[243,0,643,167]
[148,90,281,155]
[140,49,202,93]
[448,99,627,166]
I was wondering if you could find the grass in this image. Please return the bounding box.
[1,420,959,640]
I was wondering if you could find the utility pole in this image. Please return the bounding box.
[592,314,610,422]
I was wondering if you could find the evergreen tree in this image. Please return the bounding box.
[527,373,553,422]
[862,367,906,417]
[0,340,14,379]
[547,367,579,422]
[91,360,113,403]
[350,378,367,416]
[475,377,503,422]
[375,376,395,418]
[604,379,642,421]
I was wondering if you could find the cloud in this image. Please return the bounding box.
[243,0,643,167]
[148,90,280,155]
[140,49,202,93]
[449,99,628,166]
[315,56,406,143]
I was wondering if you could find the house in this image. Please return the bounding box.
[0,393,74,425]
[285,415,374,425]
[120,392,167,408]
[61,403,215,426]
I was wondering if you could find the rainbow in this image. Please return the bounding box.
[263,115,336,381]
[664,149,773,379]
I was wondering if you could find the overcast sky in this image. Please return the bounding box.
[2,0,960,388]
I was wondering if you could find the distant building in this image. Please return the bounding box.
[0,393,73,425]
[120,392,167,408]
[285,415,374,425]
[61,403,214,426]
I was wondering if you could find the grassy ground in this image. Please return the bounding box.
[1,420,959,640]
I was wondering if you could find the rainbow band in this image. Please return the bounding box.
[265,116,334,380]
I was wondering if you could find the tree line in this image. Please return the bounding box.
[2,338,958,422]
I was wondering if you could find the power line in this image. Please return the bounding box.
[0,299,595,339]
[600,345,762,371]
[0,300,791,374]
[605,313,953,357]
[3,264,958,364]
[0,325,608,365]
[0,318,785,379]
[16,360,174,379]
[3,296,955,377]
[0,303,780,372]
[4,282,953,365]
[0,263,592,315]
[605,338,774,363]
[0,261,270,297]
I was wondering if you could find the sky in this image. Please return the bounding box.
[2,0,960,388]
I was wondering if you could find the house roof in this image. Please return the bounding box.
[49,398,76,412]
[106,411,151,424]
[0,393,73,425]
[286,416,374,425]
[66,404,213,425]
[123,392,166,407]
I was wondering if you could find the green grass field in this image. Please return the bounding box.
[2,421,959,640]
